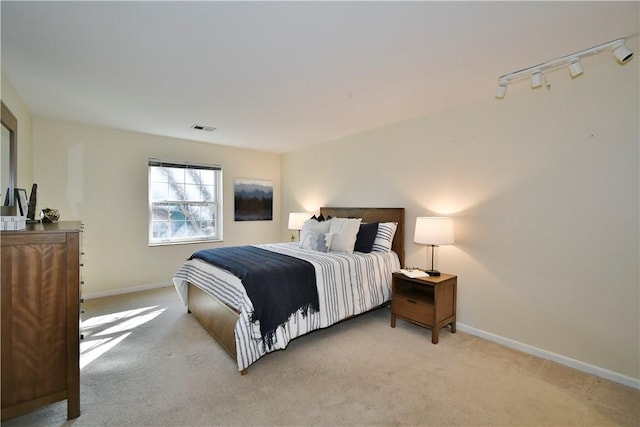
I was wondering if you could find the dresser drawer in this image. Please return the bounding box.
[392,296,434,326]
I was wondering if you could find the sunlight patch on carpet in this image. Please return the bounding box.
[81,305,167,369]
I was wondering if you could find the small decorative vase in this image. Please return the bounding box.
[40,208,61,223]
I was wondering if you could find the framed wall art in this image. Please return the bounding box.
[234,178,273,221]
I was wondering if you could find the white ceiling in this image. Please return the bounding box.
[1,1,638,153]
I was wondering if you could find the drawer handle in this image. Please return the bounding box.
[407,299,417,304]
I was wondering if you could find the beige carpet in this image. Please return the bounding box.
[4,286,638,426]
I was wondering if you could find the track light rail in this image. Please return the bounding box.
[495,37,635,98]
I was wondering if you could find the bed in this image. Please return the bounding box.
[172,207,405,374]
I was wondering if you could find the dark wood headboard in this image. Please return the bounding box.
[320,207,405,267]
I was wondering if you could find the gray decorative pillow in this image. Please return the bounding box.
[299,218,332,247]
[301,232,333,253]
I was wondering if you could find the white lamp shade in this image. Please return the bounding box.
[288,212,310,230]
[414,217,455,245]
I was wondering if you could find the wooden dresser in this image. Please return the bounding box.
[1,221,82,420]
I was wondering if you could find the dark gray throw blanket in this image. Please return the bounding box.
[189,246,319,349]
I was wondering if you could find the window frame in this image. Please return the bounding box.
[148,158,223,246]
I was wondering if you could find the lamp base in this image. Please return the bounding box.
[425,269,441,277]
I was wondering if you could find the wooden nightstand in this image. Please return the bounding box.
[391,272,457,344]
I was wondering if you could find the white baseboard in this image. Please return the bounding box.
[83,281,173,300]
[457,323,640,390]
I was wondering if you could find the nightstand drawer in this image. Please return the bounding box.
[392,296,434,324]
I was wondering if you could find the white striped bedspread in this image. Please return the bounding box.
[172,242,401,372]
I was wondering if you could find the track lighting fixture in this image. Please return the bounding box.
[568,58,583,78]
[495,38,634,99]
[531,71,543,88]
[612,40,634,63]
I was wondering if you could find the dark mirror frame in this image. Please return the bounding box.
[1,101,18,216]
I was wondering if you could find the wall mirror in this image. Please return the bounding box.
[1,101,18,215]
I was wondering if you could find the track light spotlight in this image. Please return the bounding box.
[612,40,633,63]
[568,59,583,78]
[531,71,543,88]
[495,84,507,99]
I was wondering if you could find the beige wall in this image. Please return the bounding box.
[32,118,281,296]
[282,45,639,380]
[1,72,33,188]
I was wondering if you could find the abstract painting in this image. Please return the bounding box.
[234,178,273,221]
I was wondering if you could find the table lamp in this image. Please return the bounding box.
[414,217,454,276]
[288,212,310,241]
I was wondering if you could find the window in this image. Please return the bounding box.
[148,159,222,245]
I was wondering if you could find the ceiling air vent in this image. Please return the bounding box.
[191,124,216,132]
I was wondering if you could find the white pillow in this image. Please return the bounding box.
[299,218,332,247]
[300,232,333,253]
[328,217,362,253]
[372,222,397,253]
